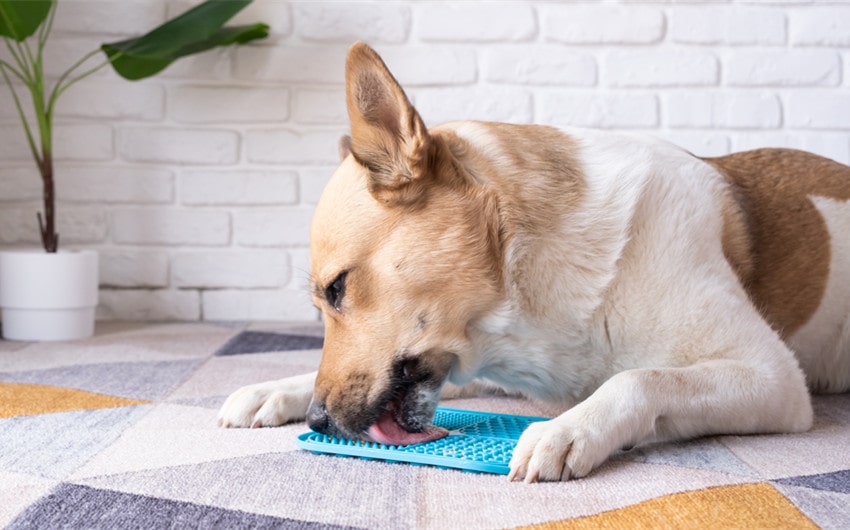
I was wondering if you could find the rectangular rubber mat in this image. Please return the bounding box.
[296,407,548,474]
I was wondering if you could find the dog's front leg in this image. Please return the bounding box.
[508,360,813,482]
[218,372,316,428]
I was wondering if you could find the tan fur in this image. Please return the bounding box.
[434,123,587,325]
[220,42,850,483]
[708,150,850,338]
[344,43,431,206]
[309,153,503,423]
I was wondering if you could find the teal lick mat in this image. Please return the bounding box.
[297,407,549,474]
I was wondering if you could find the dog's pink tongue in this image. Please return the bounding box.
[367,410,448,446]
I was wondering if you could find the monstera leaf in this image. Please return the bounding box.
[0,0,52,41]
[101,0,268,80]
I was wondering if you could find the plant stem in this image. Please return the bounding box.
[37,2,57,55]
[48,49,110,117]
[0,57,27,84]
[28,35,57,253]
[37,151,57,253]
[1,19,58,251]
[3,36,31,83]
[0,63,41,167]
[12,39,33,77]
[29,21,58,253]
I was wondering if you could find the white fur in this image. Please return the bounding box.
[219,124,829,482]
[787,196,850,393]
[218,372,316,429]
[218,42,850,482]
[454,125,652,399]
[450,127,815,481]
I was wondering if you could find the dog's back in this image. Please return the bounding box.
[707,149,850,393]
[220,42,848,482]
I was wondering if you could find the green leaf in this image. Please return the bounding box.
[0,0,52,41]
[100,0,268,81]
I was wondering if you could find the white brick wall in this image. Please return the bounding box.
[541,5,665,44]
[1,0,849,323]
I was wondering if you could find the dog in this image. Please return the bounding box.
[219,42,850,482]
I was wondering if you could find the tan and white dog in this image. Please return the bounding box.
[219,42,850,482]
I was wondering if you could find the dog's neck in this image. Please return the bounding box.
[440,123,642,330]
[439,122,717,402]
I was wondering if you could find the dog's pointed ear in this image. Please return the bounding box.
[345,42,431,205]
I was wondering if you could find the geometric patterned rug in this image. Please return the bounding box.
[1,322,848,529]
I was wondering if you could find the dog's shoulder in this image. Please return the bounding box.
[440,122,727,341]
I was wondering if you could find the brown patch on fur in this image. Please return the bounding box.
[706,149,850,337]
[718,185,756,291]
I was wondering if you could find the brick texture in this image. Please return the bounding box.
[541,5,664,44]
[671,7,786,45]
[1,0,848,322]
[418,3,536,42]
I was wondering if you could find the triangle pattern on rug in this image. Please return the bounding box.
[613,437,758,478]
[517,483,818,529]
[214,331,324,356]
[0,382,149,419]
[0,406,154,479]
[1,359,202,401]
[774,469,850,494]
[772,483,850,529]
[76,451,420,529]
[6,483,360,530]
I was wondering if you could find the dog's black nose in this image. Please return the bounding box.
[306,398,330,434]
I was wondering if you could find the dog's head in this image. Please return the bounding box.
[306,43,504,444]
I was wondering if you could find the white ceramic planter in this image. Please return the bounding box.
[0,249,99,341]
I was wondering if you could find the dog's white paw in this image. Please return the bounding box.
[217,373,315,429]
[508,416,609,482]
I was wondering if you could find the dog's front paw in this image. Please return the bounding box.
[217,373,315,429]
[508,417,609,482]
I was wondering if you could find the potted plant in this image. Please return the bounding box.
[0,0,268,340]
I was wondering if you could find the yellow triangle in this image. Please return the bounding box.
[519,483,818,529]
[0,382,150,419]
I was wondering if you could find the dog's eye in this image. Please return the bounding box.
[324,271,347,311]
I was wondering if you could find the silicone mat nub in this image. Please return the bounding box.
[296,407,549,474]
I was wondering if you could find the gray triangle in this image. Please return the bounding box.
[7,483,361,530]
[0,359,202,400]
[77,451,420,529]
[215,331,324,356]
[613,437,759,478]
[0,406,153,479]
[774,469,850,494]
[772,482,850,529]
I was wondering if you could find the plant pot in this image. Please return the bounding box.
[0,249,99,341]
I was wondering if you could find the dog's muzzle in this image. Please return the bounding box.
[305,360,452,445]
